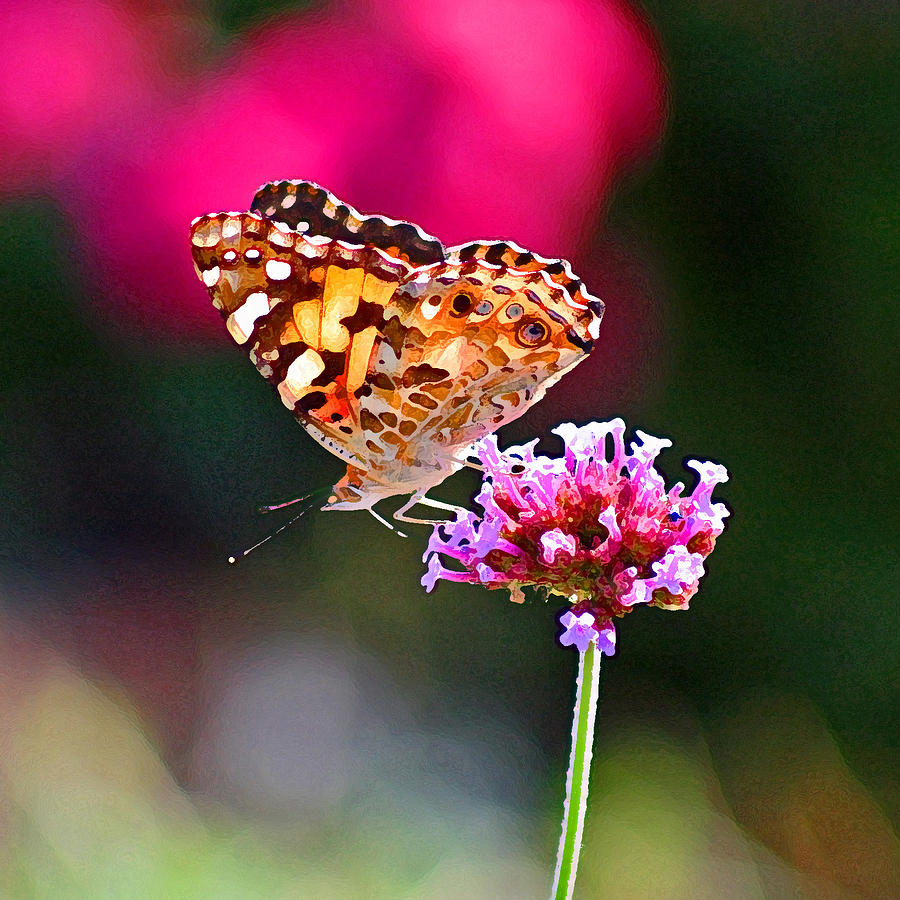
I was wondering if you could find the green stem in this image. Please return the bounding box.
[550,639,601,900]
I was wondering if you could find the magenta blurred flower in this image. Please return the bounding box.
[64,0,665,338]
[0,0,197,194]
[422,419,729,654]
[378,0,665,250]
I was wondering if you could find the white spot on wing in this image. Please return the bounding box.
[225,292,270,344]
[266,259,293,280]
[421,298,441,320]
[269,225,293,248]
[278,349,326,407]
[201,266,220,286]
[281,194,296,209]
[221,220,240,239]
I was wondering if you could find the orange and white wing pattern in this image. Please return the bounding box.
[189,210,414,465]
[353,243,602,474]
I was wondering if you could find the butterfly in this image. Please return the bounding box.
[190,180,604,527]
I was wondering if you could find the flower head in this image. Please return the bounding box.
[422,419,729,654]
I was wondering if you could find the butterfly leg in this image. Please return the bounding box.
[393,491,465,525]
[452,458,485,473]
[445,448,486,472]
[367,506,408,539]
[416,495,465,514]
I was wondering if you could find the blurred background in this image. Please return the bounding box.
[0,0,896,896]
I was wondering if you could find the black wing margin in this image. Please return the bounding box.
[251,179,445,267]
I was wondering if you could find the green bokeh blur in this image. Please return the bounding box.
[0,1,897,896]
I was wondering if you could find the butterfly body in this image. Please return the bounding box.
[190,181,603,514]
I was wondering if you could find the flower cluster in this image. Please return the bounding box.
[422,419,729,654]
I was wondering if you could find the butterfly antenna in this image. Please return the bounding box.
[228,508,309,563]
[229,489,328,563]
[257,485,332,514]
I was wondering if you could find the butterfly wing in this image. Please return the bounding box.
[355,250,603,468]
[251,179,445,267]
[447,239,602,315]
[190,189,604,504]
[189,210,415,465]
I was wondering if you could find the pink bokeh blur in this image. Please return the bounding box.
[0,0,200,191]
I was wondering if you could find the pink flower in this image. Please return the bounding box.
[422,419,729,654]
[0,0,196,195]
[64,0,665,340]
[560,611,616,655]
[377,0,666,253]
[540,530,579,564]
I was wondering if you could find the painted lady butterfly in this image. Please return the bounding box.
[190,181,603,525]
